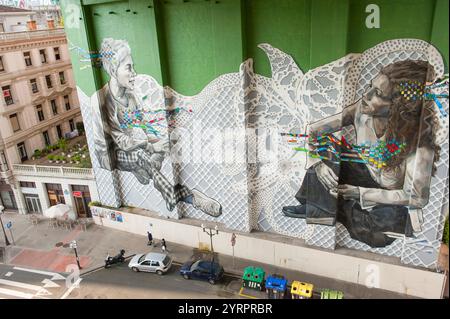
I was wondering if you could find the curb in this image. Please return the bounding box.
[80,254,244,280]
[80,254,136,276]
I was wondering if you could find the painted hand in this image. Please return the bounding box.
[338,184,360,200]
[152,139,169,154]
[149,153,164,171]
[315,162,339,191]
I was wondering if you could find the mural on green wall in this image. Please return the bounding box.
[282,60,447,248]
[77,36,448,269]
[92,38,222,218]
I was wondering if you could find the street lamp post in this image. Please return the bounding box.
[70,240,82,270]
[201,224,219,262]
[0,206,11,246]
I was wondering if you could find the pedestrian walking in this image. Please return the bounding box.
[161,238,167,252]
[147,231,153,246]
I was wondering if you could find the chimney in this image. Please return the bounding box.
[27,20,37,31]
[47,19,55,29]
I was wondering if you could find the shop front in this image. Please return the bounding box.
[20,181,42,214]
[24,194,43,214]
[45,183,65,206]
[0,182,17,211]
[71,185,92,218]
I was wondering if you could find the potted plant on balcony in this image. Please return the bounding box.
[58,138,68,152]
[73,155,81,164]
[32,149,41,160]
[47,154,55,163]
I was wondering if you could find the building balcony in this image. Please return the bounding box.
[12,164,93,180]
[0,27,65,43]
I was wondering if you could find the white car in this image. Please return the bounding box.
[128,252,172,275]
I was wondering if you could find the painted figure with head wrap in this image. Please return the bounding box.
[283,60,443,248]
[93,38,222,217]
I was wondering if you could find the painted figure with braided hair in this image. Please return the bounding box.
[283,60,441,248]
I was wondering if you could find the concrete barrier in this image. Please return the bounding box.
[90,206,445,299]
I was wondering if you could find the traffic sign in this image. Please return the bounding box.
[6,221,12,229]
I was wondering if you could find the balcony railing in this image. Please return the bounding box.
[12,164,93,179]
[0,28,65,42]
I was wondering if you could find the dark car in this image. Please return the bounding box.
[180,259,224,285]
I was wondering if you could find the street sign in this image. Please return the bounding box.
[231,233,236,246]
[6,221,12,229]
[72,191,82,197]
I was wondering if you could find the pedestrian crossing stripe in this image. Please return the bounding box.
[0,287,34,299]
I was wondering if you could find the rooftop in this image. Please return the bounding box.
[0,27,65,42]
[0,5,32,13]
[22,134,92,169]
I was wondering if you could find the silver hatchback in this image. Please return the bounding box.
[128,252,173,275]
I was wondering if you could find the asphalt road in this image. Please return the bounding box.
[68,262,244,299]
[0,264,74,299]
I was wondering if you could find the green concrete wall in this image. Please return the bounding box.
[61,0,449,96]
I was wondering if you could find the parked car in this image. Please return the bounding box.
[180,259,224,285]
[128,252,172,275]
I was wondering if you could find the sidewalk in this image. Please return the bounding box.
[0,212,414,299]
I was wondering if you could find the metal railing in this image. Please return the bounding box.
[0,28,65,42]
[12,164,93,179]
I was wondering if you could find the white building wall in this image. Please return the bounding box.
[90,207,446,299]
[3,51,26,72]
[2,15,32,32]
[5,145,19,164]
[15,174,99,215]
[28,134,43,154]
[29,48,40,67]
[20,186,38,195]
[0,117,12,137]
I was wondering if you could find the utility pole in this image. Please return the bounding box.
[70,240,82,270]
[201,224,219,263]
[231,233,236,268]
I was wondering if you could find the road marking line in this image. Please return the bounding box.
[13,267,65,280]
[42,279,60,288]
[0,287,34,299]
[238,287,258,299]
[60,278,82,299]
[0,278,44,292]
[5,272,13,277]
